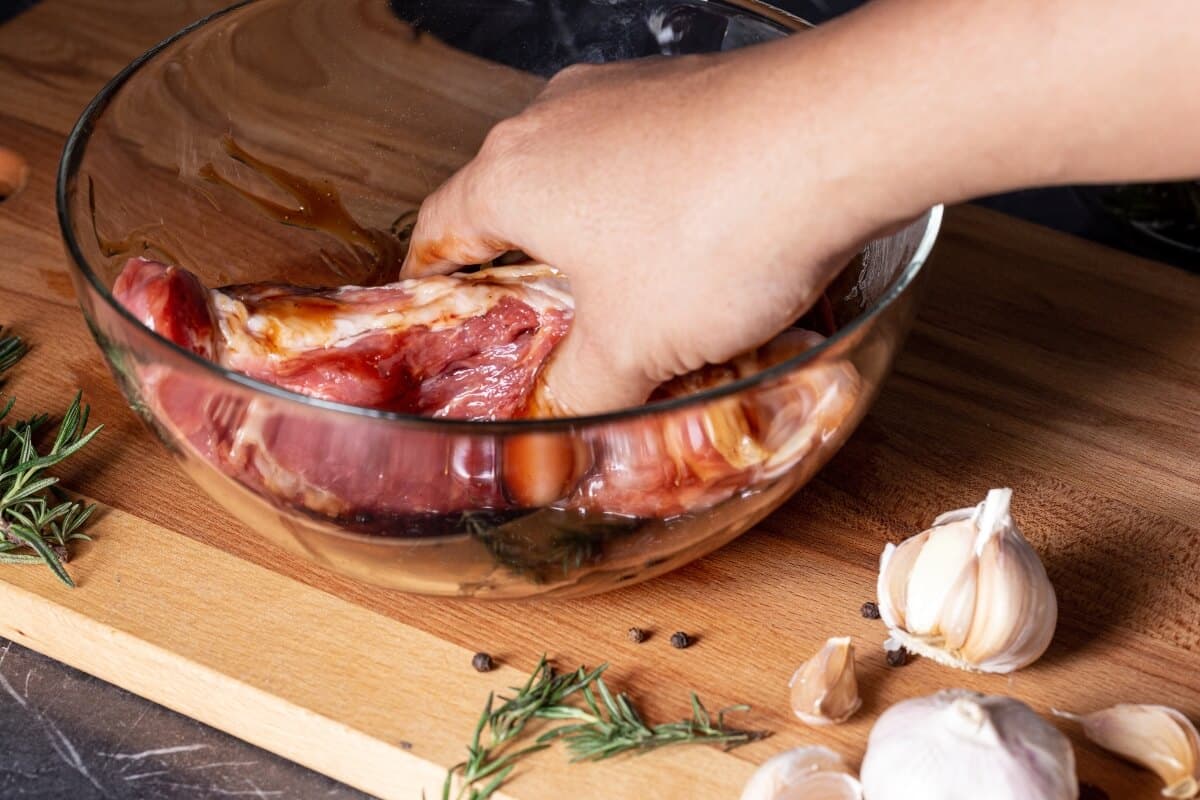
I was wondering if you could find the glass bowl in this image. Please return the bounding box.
[58,0,941,598]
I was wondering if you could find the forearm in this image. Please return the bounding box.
[402,0,1199,411]
[767,0,1200,224]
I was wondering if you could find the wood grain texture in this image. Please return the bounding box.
[2,1,1199,799]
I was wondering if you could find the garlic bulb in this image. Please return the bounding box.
[861,690,1078,800]
[876,487,1057,673]
[1054,704,1200,798]
[740,746,863,800]
[789,636,861,725]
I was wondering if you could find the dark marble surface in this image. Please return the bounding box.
[0,639,372,799]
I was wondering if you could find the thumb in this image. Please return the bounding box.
[530,321,659,417]
[400,165,511,278]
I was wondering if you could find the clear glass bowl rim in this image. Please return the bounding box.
[55,0,944,434]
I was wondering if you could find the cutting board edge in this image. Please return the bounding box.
[0,573,451,800]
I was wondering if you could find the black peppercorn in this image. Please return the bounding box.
[627,627,647,644]
[885,646,908,667]
[860,601,880,620]
[471,652,495,672]
[669,631,691,649]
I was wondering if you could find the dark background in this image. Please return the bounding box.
[3,0,1196,270]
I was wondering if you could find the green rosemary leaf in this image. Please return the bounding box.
[447,656,769,797]
[0,336,101,586]
[3,505,37,530]
[37,498,71,518]
[54,503,96,543]
[690,693,711,728]
[0,429,98,485]
[0,331,26,376]
[578,685,601,721]
[1,476,60,507]
[12,426,33,465]
[531,707,592,727]
[617,693,644,728]
[470,764,513,800]
[441,762,461,800]
[472,693,494,752]
[0,553,43,565]
[716,704,752,729]
[4,525,74,587]
[470,742,548,783]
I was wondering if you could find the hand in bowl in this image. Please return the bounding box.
[403,0,1200,415]
[400,43,893,415]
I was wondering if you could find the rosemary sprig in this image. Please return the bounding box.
[443,657,598,800]
[0,333,27,376]
[444,656,767,799]
[459,510,640,584]
[0,329,101,587]
[537,683,764,762]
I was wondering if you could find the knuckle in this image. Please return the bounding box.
[459,162,503,232]
[479,114,534,159]
[466,142,529,226]
[552,62,596,85]
[411,191,447,237]
[647,343,705,385]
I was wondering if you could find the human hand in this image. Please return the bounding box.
[402,0,1200,416]
[400,41,900,415]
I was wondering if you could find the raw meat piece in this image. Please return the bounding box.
[113,257,217,359]
[115,257,572,419]
[555,330,860,518]
[114,257,860,520]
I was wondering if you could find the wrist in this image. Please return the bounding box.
[792,0,1200,218]
[751,17,954,238]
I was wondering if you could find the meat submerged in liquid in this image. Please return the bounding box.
[114,256,572,419]
[114,257,859,520]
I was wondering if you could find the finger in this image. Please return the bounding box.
[400,166,511,279]
[530,323,658,417]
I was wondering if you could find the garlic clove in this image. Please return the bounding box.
[876,488,1057,673]
[935,545,980,652]
[740,746,863,800]
[903,516,978,638]
[1055,704,1200,798]
[961,517,1057,672]
[876,531,928,632]
[789,637,861,726]
[862,690,1078,800]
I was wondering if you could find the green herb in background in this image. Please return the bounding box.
[0,328,101,587]
[445,656,767,800]
[0,332,26,375]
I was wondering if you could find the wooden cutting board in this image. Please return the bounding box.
[2,2,1199,798]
